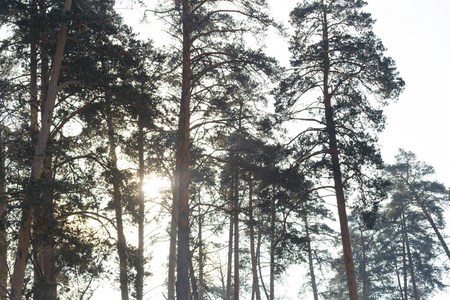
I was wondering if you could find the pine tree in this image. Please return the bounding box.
[386,149,450,261]
[277,1,404,297]
[10,2,73,298]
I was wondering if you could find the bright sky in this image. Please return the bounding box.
[367,0,450,186]
[91,0,450,299]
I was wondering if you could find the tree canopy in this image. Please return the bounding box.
[0,1,448,300]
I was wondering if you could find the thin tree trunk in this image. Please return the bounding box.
[402,212,418,300]
[176,1,192,299]
[0,124,7,299]
[198,204,204,300]
[30,0,39,144]
[168,168,179,300]
[233,103,242,300]
[359,223,367,300]
[30,4,41,294]
[219,256,226,299]
[248,177,261,300]
[257,226,269,300]
[39,0,48,108]
[188,254,199,300]
[415,195,450,260]
[106,109,129,300]
[394,259,405,300]
[226,212,233,300]
[10,1,72,298]
[303,209,319,300]
[321,2,358,298]
[136,116,145,300]
[269,192,275,300]
[402,224,408,300]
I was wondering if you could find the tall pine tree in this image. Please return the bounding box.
[277,1,404,298]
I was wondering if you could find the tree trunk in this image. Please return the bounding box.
[136,116,145,300]
[168,168,179,300]
[269,192,275,300]
[226,212,233,300]
[248,177,261,300]
[176,1,192,299]
[10,1,72,298]
[415,195,450,260]
[303,209,319,300]
[106,108,129,300]
[0,124,7,299]
[188,254,199,300]
[257,225,269,300]
[198,204,204,300]
[359,223,367,300]
[32,2,56,294]
[402,212,418,300]
[33,150,56,300]
[233,103,242,300]
[321,2,358,299]
[394,259,405,300]
[401,223,408,300]
[38,0,48,114]
[219,256,226,299]
[34,0,57,293]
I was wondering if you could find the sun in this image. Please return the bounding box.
[142,176,171,199]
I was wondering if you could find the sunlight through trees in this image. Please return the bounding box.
[0,1,449,300]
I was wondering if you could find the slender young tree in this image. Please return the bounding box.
[277,1,404,298]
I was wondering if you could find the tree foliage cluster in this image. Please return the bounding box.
[0,0,448,300]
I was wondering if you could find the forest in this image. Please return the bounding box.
[0,0,449,299]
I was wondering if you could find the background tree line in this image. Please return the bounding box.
[0,0,448,299]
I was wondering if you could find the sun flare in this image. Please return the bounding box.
[142,176,171,199]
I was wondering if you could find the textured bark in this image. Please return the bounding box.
[321,2,358,298]
[136,117,145,300]
[176,1,192,298]
[10,1,72,298]
[248,178,260,300]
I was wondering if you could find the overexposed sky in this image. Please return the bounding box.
[367,0,450,185]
